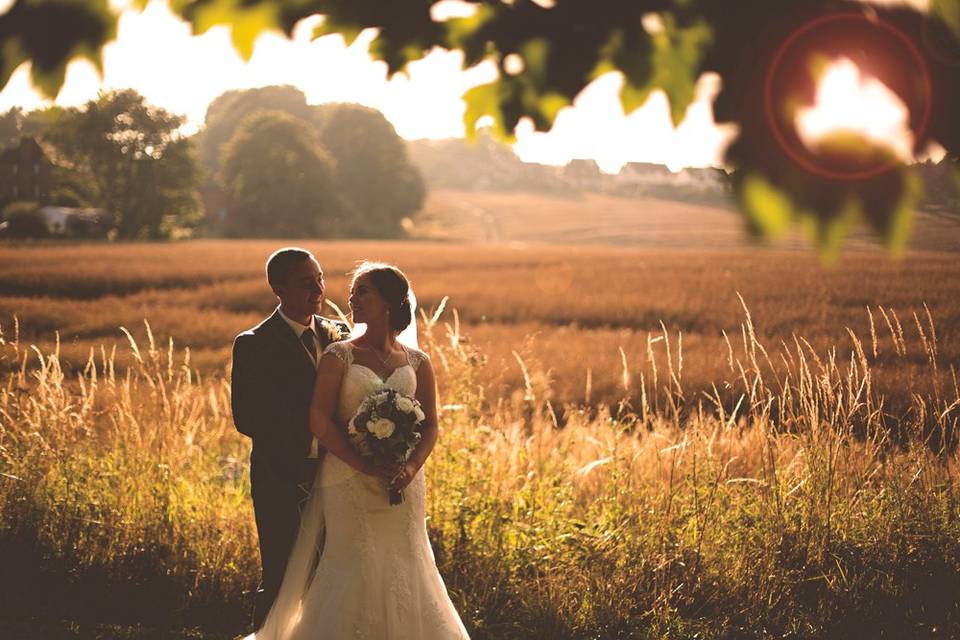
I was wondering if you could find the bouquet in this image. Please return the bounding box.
[347,388,426,505]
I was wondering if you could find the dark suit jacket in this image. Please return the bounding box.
[231,309,349,484]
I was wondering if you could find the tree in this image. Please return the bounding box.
[198,88,425,237]
[195,85,315,233]
[47,90,201,238]
[197,84,313,176]
[220,111,340,238]
[313,103,424,237]
[0,108,23,149]
[0,106,66,149]
[17,0,959,252]
[920,156,960,209]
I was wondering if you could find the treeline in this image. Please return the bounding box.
[0,85,424,240]
[409,135,959,214]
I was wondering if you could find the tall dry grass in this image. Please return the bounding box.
[1,296,958,638]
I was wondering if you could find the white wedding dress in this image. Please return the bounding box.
[250,340,469,640]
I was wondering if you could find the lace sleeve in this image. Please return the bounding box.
[322,340,353,365]
[406,347,429,371]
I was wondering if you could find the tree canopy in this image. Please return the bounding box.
[6,0,960,252]
[220,110,339,238]
[198,87,424,238]
[46,90,201,238]
[198,84,314,175]
[313,103,425,237]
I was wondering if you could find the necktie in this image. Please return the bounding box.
[301,327,317,362]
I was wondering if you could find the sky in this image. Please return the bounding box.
[0,0,932,173]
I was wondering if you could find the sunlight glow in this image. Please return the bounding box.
[795,58,914,162]
[0,0,737,171]
[430,1,478,21]
[513,72,738,173]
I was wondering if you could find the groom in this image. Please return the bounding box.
[231,247,349,628]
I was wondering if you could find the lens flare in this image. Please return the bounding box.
[763,11,932,181]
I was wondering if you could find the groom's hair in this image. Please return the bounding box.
[266,247,315,288]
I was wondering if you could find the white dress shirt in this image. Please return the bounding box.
[277,306,321,458]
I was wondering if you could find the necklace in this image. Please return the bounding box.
[361,337,393,368]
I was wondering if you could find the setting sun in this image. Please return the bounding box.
[795,58,914,162]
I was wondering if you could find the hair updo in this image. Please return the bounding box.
[352,261,412,332]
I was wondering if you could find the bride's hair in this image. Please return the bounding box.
[352,261,412,332]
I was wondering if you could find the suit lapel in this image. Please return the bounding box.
[265,310,316,371]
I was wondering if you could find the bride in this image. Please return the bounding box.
[250,261,470,640]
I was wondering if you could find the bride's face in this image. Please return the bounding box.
[349,274,389,325]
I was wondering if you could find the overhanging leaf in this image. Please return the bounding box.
[931,0,960,39]
[190,0,280,61]
[313,18,364,48]
[789,196,859,264]
[885,169,921,257]
[445,4,496,68]
[0,0,117,99]
[613,14,710,123]
[604,27,655,114]
[651,15,713,127]
[463,80,511,140]
[741,173,794,238]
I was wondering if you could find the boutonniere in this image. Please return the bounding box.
[319,318,349,343]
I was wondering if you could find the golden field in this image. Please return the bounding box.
[2,212,959,416]
[1,192,959,638]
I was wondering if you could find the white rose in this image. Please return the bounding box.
[367,417,396,440]
[413,405,425,422]
[395,396,415,413]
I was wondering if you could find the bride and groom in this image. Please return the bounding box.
[231,247,469,639]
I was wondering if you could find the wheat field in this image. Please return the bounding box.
[2,237,958,415]
[1,202,959,638]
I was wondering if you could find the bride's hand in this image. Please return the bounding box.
[360,459,399,482]
[390,461,419,491]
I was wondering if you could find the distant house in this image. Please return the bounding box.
[37,206,107,237]
[615,162,673,185]
[0,137,54,204]
[674,167,729,191]
[563,159,602,189]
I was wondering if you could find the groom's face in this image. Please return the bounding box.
[275,257,325,319]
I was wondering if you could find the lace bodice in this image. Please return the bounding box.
[322,341,428,423]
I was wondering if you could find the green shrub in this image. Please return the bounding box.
[1,201,47,238]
